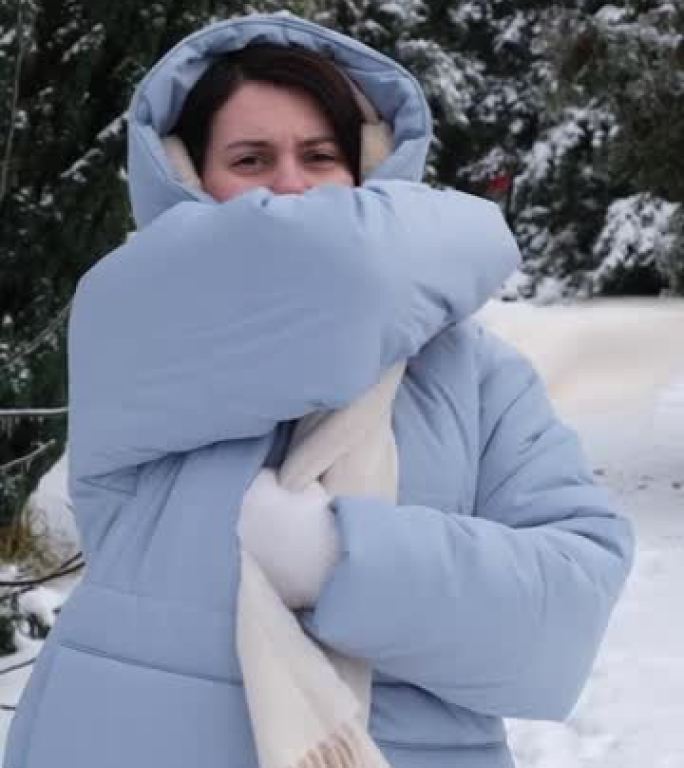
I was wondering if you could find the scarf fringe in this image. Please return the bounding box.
[290,721,386,768]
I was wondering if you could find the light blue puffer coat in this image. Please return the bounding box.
[4,14,634,768]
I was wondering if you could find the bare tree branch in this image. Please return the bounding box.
[0,440,56,474]
[0,0,29,204]
[0,407,67,417]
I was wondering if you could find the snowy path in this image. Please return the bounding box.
[507,376,684,768]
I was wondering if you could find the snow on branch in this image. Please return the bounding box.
[59,112,125,184]
[1,301,71,371]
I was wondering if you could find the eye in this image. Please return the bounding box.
[232,154,270,172]
[305,150,341,166]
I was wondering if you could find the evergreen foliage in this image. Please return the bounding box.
[510,0,683,297]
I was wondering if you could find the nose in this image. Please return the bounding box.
[270,155,310,195]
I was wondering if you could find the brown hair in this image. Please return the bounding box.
[172,43,365,184]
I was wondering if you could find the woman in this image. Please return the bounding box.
[4,13,634,768]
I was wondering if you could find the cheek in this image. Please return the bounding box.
[326,167,355,187]
[202,165,257,202]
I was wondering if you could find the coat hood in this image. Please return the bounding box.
[127,13,433,229]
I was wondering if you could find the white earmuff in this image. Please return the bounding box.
[161,135,203,189]
[343,74,394,178]
[360,121,394,179]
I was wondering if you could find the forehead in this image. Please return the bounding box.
[211,81,333,140]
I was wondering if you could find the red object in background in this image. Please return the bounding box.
[486,172,512,198]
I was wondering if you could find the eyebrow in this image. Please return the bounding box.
[222,136,338,151]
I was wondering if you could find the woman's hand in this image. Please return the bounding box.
[237,468,341,609]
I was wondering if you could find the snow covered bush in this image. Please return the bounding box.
[590,194,680,295]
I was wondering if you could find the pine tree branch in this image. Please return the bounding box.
[59,113,125,183]
[1,300,71,371]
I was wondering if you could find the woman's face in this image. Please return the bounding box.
[201,81,355,201]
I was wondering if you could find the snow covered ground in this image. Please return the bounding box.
[1,299,682,766]
[481,299,684,767]
[507,383,684,768]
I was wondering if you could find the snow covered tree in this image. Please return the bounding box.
[434,1,555,200]
[0,0,68,536]
[311,0,486,182]
[510,102,619,298]
[510,0,683,297]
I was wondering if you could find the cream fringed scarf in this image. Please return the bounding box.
[236,360,406,768]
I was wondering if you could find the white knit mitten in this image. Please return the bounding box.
[237,468,341,609]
